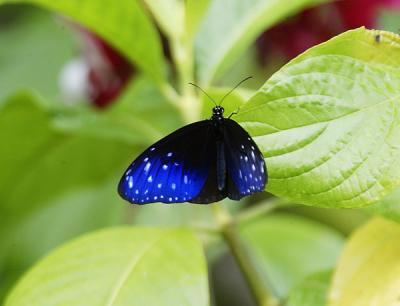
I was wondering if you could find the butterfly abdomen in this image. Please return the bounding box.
[216,140,226,191]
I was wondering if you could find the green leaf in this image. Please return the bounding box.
[0,7,76,103]
[0,92,136,222]
[238,28,400,208]
[286,270,332,306]
[0,0,166,82]
[328,217,400,306]
[5,227,209,306]
[195,0,327,84]
[0,180,124,303]
[240,213,344,298]
[364,188,400,223]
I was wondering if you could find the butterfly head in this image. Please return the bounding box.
[212,106,225,120]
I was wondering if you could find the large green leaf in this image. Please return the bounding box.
[0,179,124,303]
[240,213,344,298]
[0,0,166,82]
[286,270,332,306]
[238,28,400,208]
[195,0,327,84]
[5,227,209,306]
[328,217,400,306]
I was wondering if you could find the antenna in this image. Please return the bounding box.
[189,82,217,106]
[220,76,252,106]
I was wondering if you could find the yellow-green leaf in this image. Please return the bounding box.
[328,217,400,306]
[5,227,209,306]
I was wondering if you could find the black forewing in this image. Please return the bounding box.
[223,119,267,200]
[118,120,214,204]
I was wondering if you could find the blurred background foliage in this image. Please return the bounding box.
[0,1,400,305]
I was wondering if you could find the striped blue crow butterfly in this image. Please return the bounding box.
[118,77,267,204]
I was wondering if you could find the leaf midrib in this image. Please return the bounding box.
[240,94,400,138]
[105,233,167,306]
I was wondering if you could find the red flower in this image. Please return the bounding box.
[80,30,134,108]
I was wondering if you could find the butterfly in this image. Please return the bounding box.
[118,77,267,204]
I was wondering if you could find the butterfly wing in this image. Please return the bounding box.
[118,120,214,204]
[223,118,267,200]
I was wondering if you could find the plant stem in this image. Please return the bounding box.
[159,82,180,106]
[212,205,279,306]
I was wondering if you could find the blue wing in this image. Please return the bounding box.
[223,119,267,200]
[118,121,213,204]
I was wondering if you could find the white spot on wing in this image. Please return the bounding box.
[157,183,162,188]
[184,175,188,184]
[128,177,133,188]
[162,164,168,170]
[244,156,248,162]
[147,175,153,182]
[167,152,173,157]
[150,147,155,151]
[171,183,176,190]
[252,164,256,171]
[144,162,151,172]
[144,157,149,162]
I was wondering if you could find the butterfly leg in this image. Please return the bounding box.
[228,107,240,119]
[216,140,226,191]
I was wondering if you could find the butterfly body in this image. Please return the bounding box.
[118,106,267,204]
